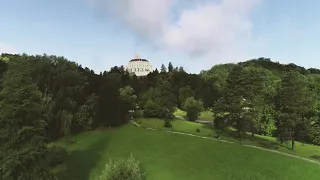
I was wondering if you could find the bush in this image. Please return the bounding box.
[133,110,144,118]
[167,113,175,120]
[164,120,172,128]
[143,100,160,118]
[96,154,145,180]
[196,128,200,133]
[69,138,77,144]
[183,97,203,122]
[46,143,68,167]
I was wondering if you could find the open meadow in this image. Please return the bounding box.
[137,117,320,161]
[54,123,320,180]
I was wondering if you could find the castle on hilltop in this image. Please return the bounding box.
[125,53,153,76]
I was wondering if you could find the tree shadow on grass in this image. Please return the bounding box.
[55,134,110,180]
[198,117,213,121]
[242,134,293,151]
[189,121,296,151]
[199,124,238,141]
[199,124,293,150]
[199,123,214,130]
[254,139,281,149]
[311,155,320,160]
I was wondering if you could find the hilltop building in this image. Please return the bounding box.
[126,53,152,76]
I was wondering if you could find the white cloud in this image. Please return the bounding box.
[87,0,262,64]
[0,43,17,54]
[88,0,173,39]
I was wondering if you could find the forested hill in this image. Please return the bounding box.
[242,58,320,75]
[201,57,320,78]
[0,54,319,112]
[0,53,320,179]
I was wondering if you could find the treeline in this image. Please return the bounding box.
[0,54,135,141]
[0,53,138,179]
[140,58,320,150]
[206,59,320,150]
[0,53,320,179]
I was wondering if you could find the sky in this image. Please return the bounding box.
[0,0,319,73]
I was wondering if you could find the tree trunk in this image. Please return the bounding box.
[291,139,295,150]
[250,123,255,140]
[238,131,242,142]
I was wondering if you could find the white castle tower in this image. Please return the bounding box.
[126,53,153,76]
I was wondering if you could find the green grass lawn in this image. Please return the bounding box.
[54,123,320,180]
[137,118,320,162]
[137,118,218,138]
[199,110,214,121]
[173,109,186,117]
[174,109,213,121]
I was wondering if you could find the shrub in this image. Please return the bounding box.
[196,128,200,133]
[183,97,203,122]
[96,154,146,180]
[143,100,160,118]
[164,119,172,128]
[167,113,175,120]
[69,138,77,144]
[133,110,144,118]
[46,143,68,167]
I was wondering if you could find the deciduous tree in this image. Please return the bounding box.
[179,86,195,109]
[183,97,203,122]
[0,58,56,180]
[276,71,313,150]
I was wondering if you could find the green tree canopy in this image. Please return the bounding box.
[183,97,203,122]
[168,62,173,72]
[0,58,56,180]
[179,86,195,109]
[276,71,313,150]
[161,64,167,73]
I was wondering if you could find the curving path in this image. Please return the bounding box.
[130,120,320,165]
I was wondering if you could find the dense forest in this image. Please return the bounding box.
[0,54,319,179]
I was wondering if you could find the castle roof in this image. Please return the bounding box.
[129,59,149,62]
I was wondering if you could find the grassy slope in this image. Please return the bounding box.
[174,109,213,121]
[199,110,214,121]
[137,118,320,161]
[54,124,320,180]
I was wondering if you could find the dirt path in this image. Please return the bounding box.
[131,120,141,127]
[242,145,320,165]
[130,121,320,165]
